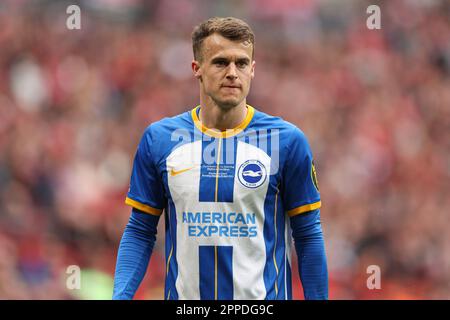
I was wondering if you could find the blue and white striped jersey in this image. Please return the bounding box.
[125,105,321,300]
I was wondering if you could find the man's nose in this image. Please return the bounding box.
[226,63,238,80]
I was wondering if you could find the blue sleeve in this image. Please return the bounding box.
[290,209,328,300]
[112,208,160,300]
[282,127,321,217]
[125,126,166,215]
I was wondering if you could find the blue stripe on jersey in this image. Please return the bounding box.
[275,195,287,299]
[263,177,277,300]
[217,246,234,299]
[276,244,287,299]
[199,246,234,300]
[262,177,288,299]
[199,137,237,203]
[199,138,219,202]
[199,246,215,299]
[165,199,178,300]
[216,137,237,203]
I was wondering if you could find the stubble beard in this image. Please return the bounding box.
[210,87,247,111]
[212,96,241,111]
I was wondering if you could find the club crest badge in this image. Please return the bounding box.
[311,160,319,191]
[238,160,267,188]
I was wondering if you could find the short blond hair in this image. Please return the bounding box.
[192,17,255,61]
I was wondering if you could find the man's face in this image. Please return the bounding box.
[192,33,255,110]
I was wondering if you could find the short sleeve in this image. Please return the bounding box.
[125,128,165,216]
[282,127,321,217]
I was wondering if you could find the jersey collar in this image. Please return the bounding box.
[191,105,255,138]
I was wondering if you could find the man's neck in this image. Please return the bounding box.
[198,98,248,132]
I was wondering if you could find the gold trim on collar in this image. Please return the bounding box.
[191,105,255,138]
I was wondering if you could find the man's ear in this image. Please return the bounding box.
[192,60,202,80]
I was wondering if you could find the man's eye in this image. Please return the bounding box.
[237,62,248,68]
[215,61,227,66]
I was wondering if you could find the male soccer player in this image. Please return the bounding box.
[113,17,328,300]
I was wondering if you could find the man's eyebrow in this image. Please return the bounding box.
[210,56,251,63]
[211,57,229,63]
[236,57,250,63]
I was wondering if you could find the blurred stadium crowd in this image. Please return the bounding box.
[0,0,449,299]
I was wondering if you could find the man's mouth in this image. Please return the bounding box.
[222,85,241,89]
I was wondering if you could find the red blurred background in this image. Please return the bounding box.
[0,0,449,299]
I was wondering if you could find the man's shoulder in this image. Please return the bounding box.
[139,109,194,161]
[251,107,312,157]
[252,107,304,135]
[142,108,193,137]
